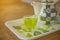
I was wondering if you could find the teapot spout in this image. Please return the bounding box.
[31,1,42,16]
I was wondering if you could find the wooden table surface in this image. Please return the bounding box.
[0,0,60,40]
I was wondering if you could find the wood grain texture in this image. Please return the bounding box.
[0,0,60,40]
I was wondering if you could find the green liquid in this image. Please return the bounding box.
[24,18,37,31]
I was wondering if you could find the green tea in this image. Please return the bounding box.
[24,18,37,31]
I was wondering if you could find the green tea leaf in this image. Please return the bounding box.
[55,21,60,27]
[57,24,60,27]
[34,31,41,36]
[50,27,55,30]
[26,33,33,38]
[17,30,24,34]
[37,28,49,33]
[42,25,49,29]
[13,26,21,30]
[23,28,30,32]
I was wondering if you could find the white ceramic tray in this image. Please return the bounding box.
[5,16,60,40]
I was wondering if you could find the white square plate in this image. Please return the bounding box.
[5,16,60,40]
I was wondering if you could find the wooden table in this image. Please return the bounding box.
[0,1,60,40]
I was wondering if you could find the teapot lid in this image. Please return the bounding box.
[40,0,59,3]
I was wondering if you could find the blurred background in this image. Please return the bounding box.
[0,0,60,22]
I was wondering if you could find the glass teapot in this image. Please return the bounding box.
[31,0,59,25]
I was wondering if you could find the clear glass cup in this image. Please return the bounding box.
[24,15,38,32]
